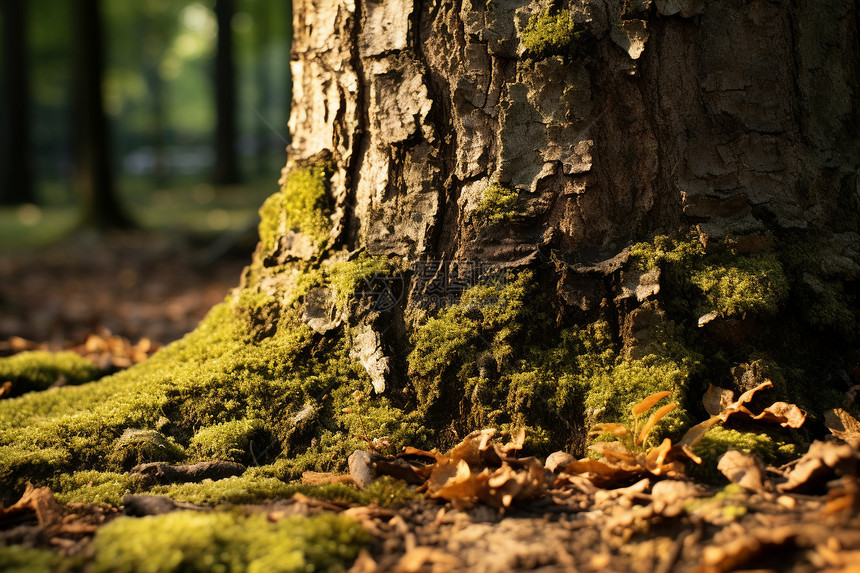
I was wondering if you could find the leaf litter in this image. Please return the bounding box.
[4,392,860,571]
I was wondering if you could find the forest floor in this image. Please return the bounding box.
[2,233,860,572]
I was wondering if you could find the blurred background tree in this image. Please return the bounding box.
[0,0,34,205]
[0,0,292,243]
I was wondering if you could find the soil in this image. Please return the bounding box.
[0,231,249,349]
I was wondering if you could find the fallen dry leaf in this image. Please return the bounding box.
[717,449,768,493]
[395,546,463,572]
[751,401,806,428]
[0,483,63,529]
[703,384,734,417]
[544,451,575,472]
[375,429,547,509]
[701,380,806,428]
[561,457,643,488]
[824,408,860,445]
[778,440,860,494]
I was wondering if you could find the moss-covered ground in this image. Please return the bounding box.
[3,230,856,500]
[0,351,100,397]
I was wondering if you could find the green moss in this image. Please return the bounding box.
[520,8,591,60]
[155,473,415,508]
[188,419,268,464]
[52,470,143,505]
[326,253,397,308]
[0,276,426,499]
[408,270,698,453]
[408,271,535,413]
[107,429,185,472]
[90,511,370,573]
[475,184,522,223]
[631,236,789,319]
[153,475,298,505]
[0,546,61,573]
[691,252,788,317]
[683,483,748,519]
[0,351,100,396]
[629,235,705,272]
[690,426,798,484]
[585,354,691,440]
[0,446,70,502]
[258,159,333,257]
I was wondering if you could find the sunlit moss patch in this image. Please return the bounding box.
[0,351,100,396]
[90,511,370,573]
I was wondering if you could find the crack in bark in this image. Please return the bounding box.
[343,0,369,250]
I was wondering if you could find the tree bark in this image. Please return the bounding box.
[256,0,860,443]
[286,0,860,260]
[72,0,134,230]
[1,0,35,205]
[213,0,240,185]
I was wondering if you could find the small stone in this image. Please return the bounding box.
[776,495,796,509]
[348,450,380,489]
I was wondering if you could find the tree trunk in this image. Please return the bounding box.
[287,0,860,258]
[72,0,134,230]
[3,1,859,499]
[213,0,240,185]
[0,0,35,205]
[259,0,860,445]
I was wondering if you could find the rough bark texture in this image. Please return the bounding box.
[275,0,860,393]
[286,0,860,263]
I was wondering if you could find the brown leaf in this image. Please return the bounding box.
[544,451,575,473]
[426,459,476,501]
[751,401,806,428]
[562,458,643,488]
[0,483,63,530]
[702,384,734,417]
[401,446,442,461]
[717,449,768,493]
[502,427,526,453]
[678,416,720,450]
[778,440,860,494]
[703,380,774,423]
[824,408,860,444]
